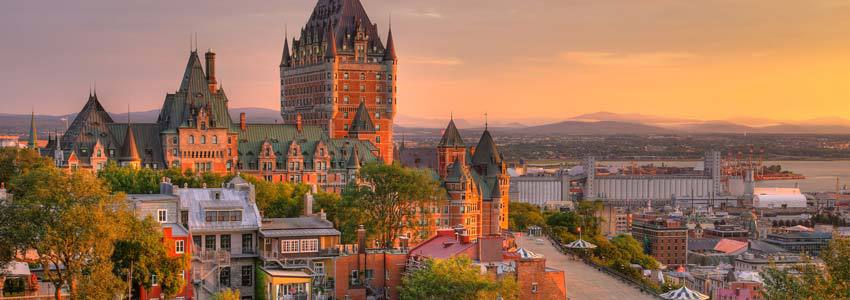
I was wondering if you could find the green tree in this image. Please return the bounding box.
[400,256,517,300]
[763,238,850,299]
[238,174,311,218]
[11,169,127,299]
[98,161,233,194]
[342,163,442,248]
[112,216,186,299]
[508,202,545,231]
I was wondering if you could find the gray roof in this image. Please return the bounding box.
[349,101,375,133]
[157,51,235,133]
[260,216,339,238]
[107,123,165,166]
[438,119,464,147]
[179,187,261,232]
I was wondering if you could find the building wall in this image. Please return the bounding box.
[333,252,406,300]
[515,258,567,300]
[511,176,570,206]
[631,223,688,267]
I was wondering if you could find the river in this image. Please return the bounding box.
[597,160,850,193]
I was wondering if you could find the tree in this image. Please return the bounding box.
[763,238,850,299]
[112,217,186,299]
[508,202,545,231]
[98,161,233,194]
[343,163,442,248]
[238,174,312,218]
[313,191,367,243]
[11,169,127,299]
[400,256,517,300]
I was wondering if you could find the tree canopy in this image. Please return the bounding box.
[764,237,850,299]
[508,202,545,231]
[400,256,517,300]
[341,163,443,248]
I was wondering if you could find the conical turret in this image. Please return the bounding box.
[27,111,37,150]
[383,27,397,61]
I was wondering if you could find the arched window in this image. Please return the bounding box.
[376,136,381,143]
[188,135,195,144]
[201,135,206,144]
[212,135,218,144]
[172,136,178,144]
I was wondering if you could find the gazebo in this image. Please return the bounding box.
[565,239,597,249]
[659,286,709,300]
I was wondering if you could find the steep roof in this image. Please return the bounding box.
[471,128,504,177]
[438,119,464,147]
[325,24,337,59]
[299,0,386,56]
[236,123,377,171]
[119,124,141,162]
[346,146,361,168]
[28,112,37,150]
[349,101,375,133]
[61,93,115,152]
[157,51,235,133]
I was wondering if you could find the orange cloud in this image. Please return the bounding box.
[559,51,699,67]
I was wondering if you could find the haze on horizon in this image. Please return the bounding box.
[2,0,850,125]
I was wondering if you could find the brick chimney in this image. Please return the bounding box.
[357,225,367,254]
[296,113,303,133]
[205,49,217,93]
[240,112,247,131]
[303,192,313,216]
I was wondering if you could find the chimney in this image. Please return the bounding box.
[357,225,367,254]
[319,208,327,220]
[296,113,303,132]
[399,235,409,251]
[303,192,314,216]
[205,49,217,92]
[159,177,174,195]
[240,112,247,131]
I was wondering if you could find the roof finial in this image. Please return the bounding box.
[485,112,488,130]
[450,111,453,121]
[93,80,97,98]
[194,32,198,52]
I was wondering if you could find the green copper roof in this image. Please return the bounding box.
[157,51,235,133]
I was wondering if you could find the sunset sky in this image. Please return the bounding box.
[2,0,850,125]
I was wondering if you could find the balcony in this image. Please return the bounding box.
[192,249,231,265]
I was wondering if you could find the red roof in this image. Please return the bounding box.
[714,239,748,254]
[409,232,478,260]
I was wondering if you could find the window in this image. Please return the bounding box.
[220,235,231,251]
[343,72,349,79]
[201,135,206,144]
[212,135,218,144]
[220,267,231,287]
[313,262,325,275]
[344,112,349,118]
[241,265,252,287]
[376,136,381,143]
[300,239,319,252]
[188,135,194,144]
[193,236,202,250]
[281,240,300,253]
[374,112,380,119]
[343,96,349,103]
[205,235,216,251]
[172,136,178,144]
[172,148,178,156]
[242,234,254,254]
[364,269,374,279]
[531,282,539,293]
[157,209,167,223]
[152,274,158,286]
[360,85,365,92]
[359,73,365,80]
[226,161,232,171]
[375,124,380,130]
[175,240,185,254]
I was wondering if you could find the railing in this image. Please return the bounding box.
[192,249,232,265]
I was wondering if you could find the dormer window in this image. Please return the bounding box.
[201,122,207,130]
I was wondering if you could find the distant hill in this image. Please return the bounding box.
[510,120,672,135]
[570,111,697,124]
[0,107,282,136]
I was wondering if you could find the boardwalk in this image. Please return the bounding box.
[516,235,658,300]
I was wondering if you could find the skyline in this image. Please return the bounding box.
[3,0,850,123]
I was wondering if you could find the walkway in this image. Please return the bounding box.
[516,235,658,300]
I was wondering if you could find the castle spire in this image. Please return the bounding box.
[120,111,141,167]
[28,110,37,150]
[281,25,292,67]
[383,25,397,61]
[325,24,337,60]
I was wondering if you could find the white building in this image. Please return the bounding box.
[752,187,807,208]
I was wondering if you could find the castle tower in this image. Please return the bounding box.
[119,123,141,168]
[437,118,466,179]
[28,111,37,150]
[280,0,396,164]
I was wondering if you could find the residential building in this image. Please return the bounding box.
[631,217,688,268]
[126,187,194,300]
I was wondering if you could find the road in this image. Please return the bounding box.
[516,235,658,300]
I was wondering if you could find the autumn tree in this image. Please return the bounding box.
[400,256,517,300]
[212,288,241,300]
[342,163,442,248]
[11,168,126,298]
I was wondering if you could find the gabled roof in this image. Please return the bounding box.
[157,51,234,133]
[346,146,361,168]
[438,119,464,147]
[349,101,375,133]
